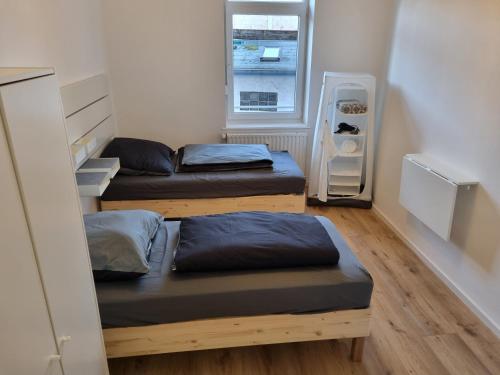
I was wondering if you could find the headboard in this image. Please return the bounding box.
[60,74,115,170]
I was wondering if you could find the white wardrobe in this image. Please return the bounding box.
[0,69,108,374]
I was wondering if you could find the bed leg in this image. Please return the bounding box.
[350,337,366,362]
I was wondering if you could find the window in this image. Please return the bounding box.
[225,1,307,123]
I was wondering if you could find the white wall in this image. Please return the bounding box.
[0,0,109,213]
[102,0,226,149]
[305,0,398,173]
[375,0,500,335]
[0,0,107,86]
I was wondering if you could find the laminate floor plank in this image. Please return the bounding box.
[424,334,492,375]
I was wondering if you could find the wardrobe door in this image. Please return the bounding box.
[0,75,108,375]
[0,115,63,375]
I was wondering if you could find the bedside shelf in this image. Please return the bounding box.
[76,172,110,197]
[77,157,120,179]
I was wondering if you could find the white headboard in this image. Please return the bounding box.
[61,74,115,169]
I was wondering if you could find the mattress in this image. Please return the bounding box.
[100,151,305,201]
[96,217,373,328]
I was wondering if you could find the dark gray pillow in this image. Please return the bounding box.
[101,137,175,176]
[84,210,163,281]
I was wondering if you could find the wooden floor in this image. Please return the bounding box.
[108,207,500,375]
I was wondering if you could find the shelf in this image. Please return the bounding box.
[329,173,361,187]
[337,151,364,158]
[335,84,367,92]
[77,158,120,179]
[333,131,366,138]
[330,170,362,177]
[335,109,368,118]
[76,172,110,197]
[330,182,360,187]
[329,158,363,174]
[328,185,360,196]
[336,112,368,118]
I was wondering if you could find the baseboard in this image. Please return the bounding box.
[372,204,500,339]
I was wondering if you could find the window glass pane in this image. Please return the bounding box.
[232,15,299,114]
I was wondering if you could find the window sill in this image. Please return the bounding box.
[223,122,309,132]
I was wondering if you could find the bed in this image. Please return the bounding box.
[100,150,306,217]
[60,75,306,218]
[96,216,373,360]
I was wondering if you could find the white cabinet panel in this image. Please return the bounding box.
[0,75,108,375]
[0,115,63,375]
[399,156,458,240]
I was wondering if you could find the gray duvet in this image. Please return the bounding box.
[174,212,339,272]
[182,144,273,165]
[95,217,373,328]
[176,144,274,173]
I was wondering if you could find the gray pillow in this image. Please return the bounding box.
[84,210,163,281]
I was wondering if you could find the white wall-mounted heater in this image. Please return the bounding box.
[399,154,479,241]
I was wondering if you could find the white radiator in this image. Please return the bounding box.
[225,132,308,171]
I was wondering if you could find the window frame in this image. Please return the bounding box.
[225,0,308,124]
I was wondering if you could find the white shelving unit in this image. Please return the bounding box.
[328,83,370,197]
[309,73,376,207]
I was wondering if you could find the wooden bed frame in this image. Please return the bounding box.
[100,193,306,218]
[103,308,371,361]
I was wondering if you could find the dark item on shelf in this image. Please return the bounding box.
[335,123,360,135]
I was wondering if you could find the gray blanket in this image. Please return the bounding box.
[173,212,340,272]
[176,144,273,172]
